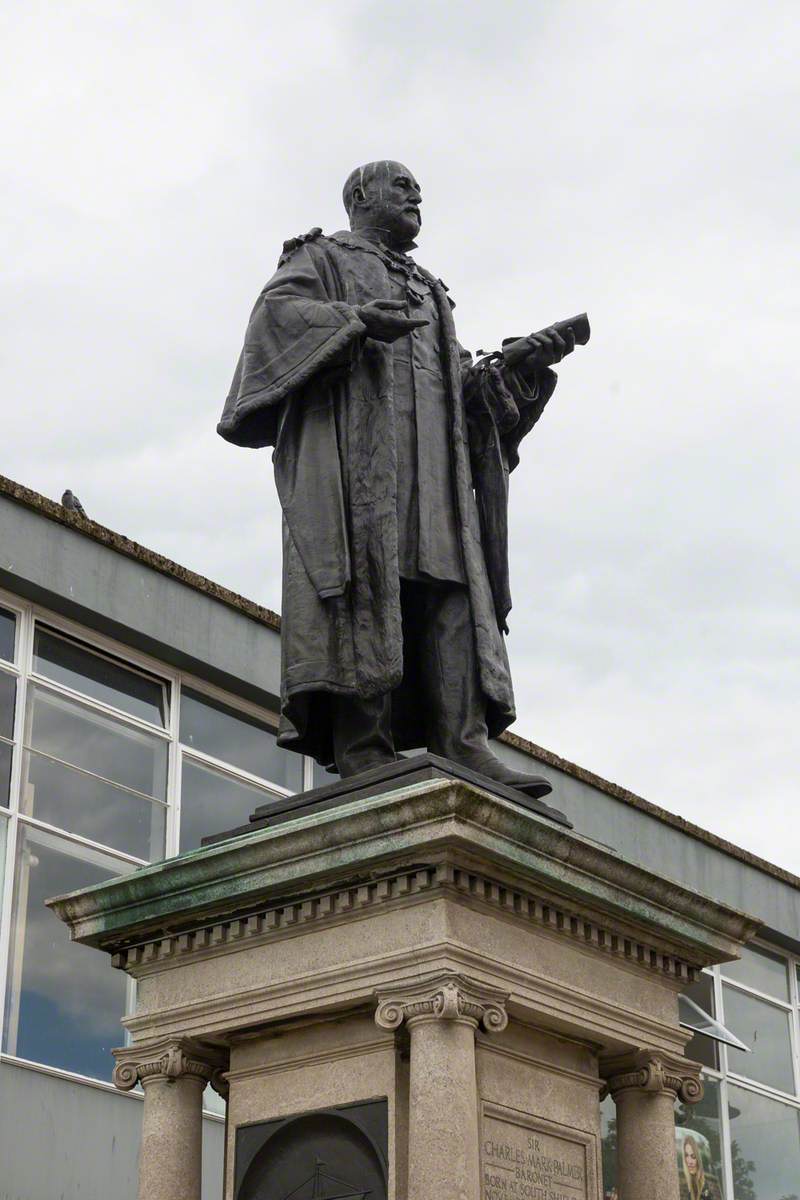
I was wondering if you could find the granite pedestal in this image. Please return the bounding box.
[49,759,759,1200]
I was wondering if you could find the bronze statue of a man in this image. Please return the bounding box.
[219,161,583,794]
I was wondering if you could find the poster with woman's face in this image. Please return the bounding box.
[675,1128,723,1200]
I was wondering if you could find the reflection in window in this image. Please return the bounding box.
[0,607,15,663]
[180,688,303,791]
[721,944,789,1002]
[27,685,167,802]
[33,628,167,727]
[723,985,795,1094]
[727,1084,800,1199]
[3,826,131,1080]
[180,758,280,852]
[675,1078,725,1199]
[21,750,165,861]
[0,670,16,740]
[600,1092,617,1198]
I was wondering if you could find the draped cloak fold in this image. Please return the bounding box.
[218,230,556,766]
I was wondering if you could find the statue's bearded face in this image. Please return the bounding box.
[350,161,422,246]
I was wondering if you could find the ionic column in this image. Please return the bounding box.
[376,973,508,1200]
[602,1050,703,1200]
[113,1038,227,1200]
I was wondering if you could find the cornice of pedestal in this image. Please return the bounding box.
[47,776,761,975]
[112,1036,229,1098]
[375,972,509,1033]
[601,1049,704,1104]
[107,859,707,990]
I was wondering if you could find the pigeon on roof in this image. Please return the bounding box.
[61,489,87,518]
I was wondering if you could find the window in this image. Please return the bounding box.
[722,943,790,1003]
[3,826,132,1081]
[681,971,721,1071]
[602,947,800,1200]
[178,686,304,850]
[722,985,795,1094]
[33,628,168,728]
[0,606,15,664]
[0,670,15,809]
[180,687,301,788]
[726,1084,800,1198]
[675,1077,725,1199]
[178,758,274,853]
[0,595,319,1089]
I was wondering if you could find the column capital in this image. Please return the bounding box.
[601,1049,704,1105]
[112,1037,228,1095]
[375,972,508,1034]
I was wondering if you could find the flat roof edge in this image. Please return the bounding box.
[0,473,280,634]
[501,730,800,893]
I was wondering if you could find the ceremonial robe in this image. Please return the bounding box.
[218,230,556,766]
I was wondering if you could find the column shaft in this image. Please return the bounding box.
[603,1051,703,1200]
[138,1073,206,1200]
[407,1016,481,1200]
[614,1086,680,1200]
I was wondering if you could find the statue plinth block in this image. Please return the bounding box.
[49,769,759,1200]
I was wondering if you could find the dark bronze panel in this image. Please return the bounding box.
[235,1098,388,1200]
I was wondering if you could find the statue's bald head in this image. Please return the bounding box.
[342,160,422,249]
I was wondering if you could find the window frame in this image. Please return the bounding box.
[678,948,800,1200]
[717,938,800,1103]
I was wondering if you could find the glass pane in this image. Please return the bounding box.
[28,685,167,801]
[0,670,16,740]
[180,688,302,791]
[3,825,132,1080]
[727,1083,800,1200]
[203,1083,226,1116]
[312,759,338,787]
[0,739,12,809]
[680,972,719,1069]
[21,749,165,861]
[675,1077,725,1199]
[180,757,280,852]
[723,984,795,1094]
[721,944,790,1002]
[0,607,15,662]
[33,627,167,727]
[600,1092,617,1198]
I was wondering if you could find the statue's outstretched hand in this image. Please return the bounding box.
[522,325,576,368]
[356,299,429,343]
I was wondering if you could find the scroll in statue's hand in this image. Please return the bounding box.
[355,299,430,344]
[501,313,590,372]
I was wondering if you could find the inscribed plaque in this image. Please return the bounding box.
[482,1105,593,1200]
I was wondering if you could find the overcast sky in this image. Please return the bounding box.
[3,1,798,871]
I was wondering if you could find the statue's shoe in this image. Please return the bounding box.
[451,752,553,800]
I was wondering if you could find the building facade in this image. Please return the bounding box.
[0,473,798,1199]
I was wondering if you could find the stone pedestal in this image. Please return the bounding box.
[49,764,759,1200]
